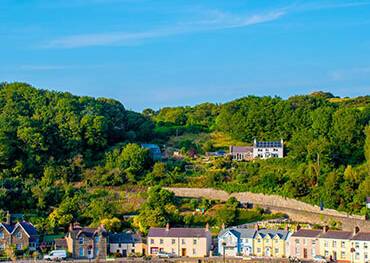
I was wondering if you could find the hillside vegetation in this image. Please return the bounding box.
[0,83,369,233]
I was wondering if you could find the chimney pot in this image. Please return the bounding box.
[255,223,259,231]
[165,223,170,231]
[221,223,225,230]
[353,226,360,235]
[205,223,209,232]
[323,226,329,233]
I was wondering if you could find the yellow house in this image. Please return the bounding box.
[318,228,352,262]
[147,224,212,257]
[253,228,291,258]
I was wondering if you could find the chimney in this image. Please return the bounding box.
[323,226,329,233]
[221,223,225,230]
[5,211,11,225]
[165,223,170,231]
[255,223,259,231]
[353,226,360,235]
[296,225,301,231]
[205,223,209,232]
[285,224,289,231]
[253,138,257,146]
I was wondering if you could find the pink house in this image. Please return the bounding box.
[289,229,321,260]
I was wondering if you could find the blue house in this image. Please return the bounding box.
[218,228,256,257]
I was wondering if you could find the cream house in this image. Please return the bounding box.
[253,228,291,258]
[318,227,352,262]
[147,224,212,257]
[350,230,370,263]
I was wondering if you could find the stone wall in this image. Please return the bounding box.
[165,187,369,231]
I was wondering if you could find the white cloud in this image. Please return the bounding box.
[42,9,286,49]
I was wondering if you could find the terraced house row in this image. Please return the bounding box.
[219,225,370,263]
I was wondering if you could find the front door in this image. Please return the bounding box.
[303,248,307,258]
[122,249,127,257]
[181,248,186,256]
[265,247,271,257]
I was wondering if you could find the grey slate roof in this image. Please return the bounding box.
[255,229,290,240]
[230,146,253,153]
[219,228,256,239]
[255,141,282,148]
[148,227,209,238]
[109,232,142,244]
[351,232,370,241]
[319,230,353,240]
[291,229,321,238]
[1,221,38,236]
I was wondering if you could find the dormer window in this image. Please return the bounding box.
[16,231,22,239]
[79,237,84,245]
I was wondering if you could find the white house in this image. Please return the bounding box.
[350,228,370,263]
[252,139,284,159]
[218,228,256,257]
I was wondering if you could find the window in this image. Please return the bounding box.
[355,252,360,260]
[364,242,368,249]
[79,247,84,257]
[0,244,4,250]
[265,239,269,244]
[311,248,316,257]
[295,247,300,256]
[160,239,163,244]
[355,242,359,249]
[257,238,261,243]
[16,244,22,250]
[312,240,316,245]
[193,239,197,245]
[172,239,176,244]
[182,239,185,245]
[295,239,300,244]
[29,242,35,248]
[341,251,345,259]
[0,231,3,239]
[150,239,154,244]
[325,250,329,257]
[257,248,261,253]
[16,231,22,239]
[79,237,84,245]
[118,243,121,248]
[324,241,328,247]
[192,249,196,255]
[275,248,279,254]
[303,239,307,245]
[364,252,368,260]
[333,240,336,247]
[95,248,99,256]
[341,241,345,248]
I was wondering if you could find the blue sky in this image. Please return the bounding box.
[1,0,370,111]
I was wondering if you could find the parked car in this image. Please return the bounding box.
[313,255,328,262]
[43,250,67,261]
[157,251,174,258]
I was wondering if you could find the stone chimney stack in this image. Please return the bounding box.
[353,226,360,235]
[166,223,170,231]
[221,223,225,230]
[5,211,11,225]
[205,223,209,232]
[255,223,259,231]
[296,225,301,231]
[323,225,329,233]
